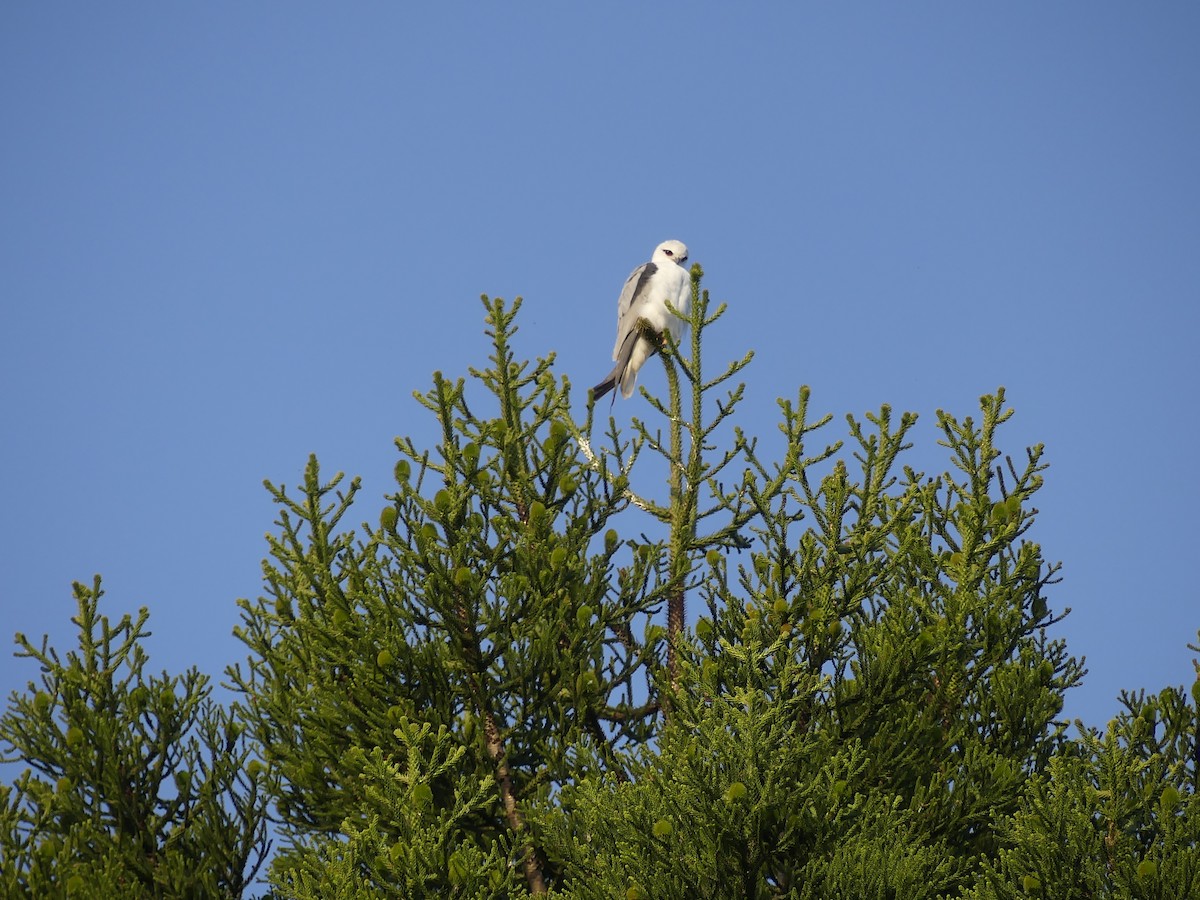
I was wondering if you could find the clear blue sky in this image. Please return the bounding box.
[2,5,1197,735]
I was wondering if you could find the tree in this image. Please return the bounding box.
[537,322,1092,896]
[966,667,1200,900]
[226,270,1198,898]
[5,268,1196,897]
[0,577,271,899]
[228,294,724,894]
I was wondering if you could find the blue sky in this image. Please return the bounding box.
[2,5,1197,738]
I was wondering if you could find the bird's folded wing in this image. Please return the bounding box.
[613,262,656,360]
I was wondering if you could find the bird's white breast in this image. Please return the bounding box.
[647,264,690,342]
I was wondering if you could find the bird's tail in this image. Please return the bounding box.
[592,363,621,402]
[592,326,648,403]
[592,328,662,403]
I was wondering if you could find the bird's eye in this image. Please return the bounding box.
[663,249,673,256]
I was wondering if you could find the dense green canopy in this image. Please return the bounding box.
[4,279,1196,898]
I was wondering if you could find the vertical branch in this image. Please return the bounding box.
[663,267,706,692]
[480,702,547,894]
[454,598,547,894]
[441,309,552,893]
[663,353,686,692]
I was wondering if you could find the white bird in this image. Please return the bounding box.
[592,240,691,401]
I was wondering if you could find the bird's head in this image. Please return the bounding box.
[653,240,689,266]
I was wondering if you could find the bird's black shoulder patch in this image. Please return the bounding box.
[632,262,657,297]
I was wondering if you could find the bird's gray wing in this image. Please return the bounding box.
[613,262,657,359]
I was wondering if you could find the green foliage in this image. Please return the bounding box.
[695,389,1085,873]
[270,718,528,899]
[539,354,1096,895]
[225,285,1196,897]
[541,639,962,898]
[5,276,1196,897]
[230,297,688,893]
[0,578,270,899]
[966,673,1200,900]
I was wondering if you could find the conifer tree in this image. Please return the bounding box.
[540,386,1090,896]
[966,648,1200,900]
[0,578,270,899]
[229,274,791,895]
[231,298,674,894]
[4,270,1196,898]
[229,270,1200,897]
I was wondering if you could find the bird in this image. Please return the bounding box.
[592,240,691,401]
